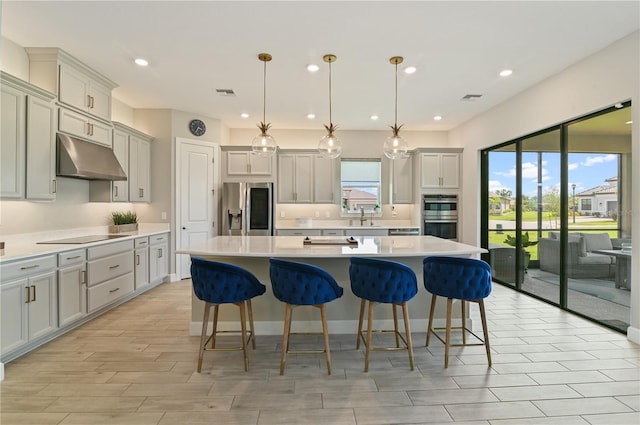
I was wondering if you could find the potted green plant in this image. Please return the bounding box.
[503,231,538,270]
[109,211,139,233]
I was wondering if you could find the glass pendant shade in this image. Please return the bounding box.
[252,132,277,156]
[383,134,408,159]
[318,133,342,159]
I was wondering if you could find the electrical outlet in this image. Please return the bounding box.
[161,212,167,220]
[315,211,320,218]
[280,211,285,218]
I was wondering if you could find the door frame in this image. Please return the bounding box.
[174,137,220,280]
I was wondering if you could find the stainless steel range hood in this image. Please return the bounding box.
[57,133,127,181]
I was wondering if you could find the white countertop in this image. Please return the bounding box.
[177,235,485,259]
[0,223,170,262]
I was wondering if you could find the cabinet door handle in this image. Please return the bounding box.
[114,186,118,197]
[136,254,140,265]
[109,264,120,270]
[86,122,91,135]
[81,270,86,285]
[25,286,31,304]
[109,287,120,294]
[66,255,82,260]
[52,179,57,194]
[87,94,92,108]
[90,96,95,109]
[31,285,36,302]
[139,188,144,198]
[90,123,94,136]
[20,264,39,270]
[158,249,163,258]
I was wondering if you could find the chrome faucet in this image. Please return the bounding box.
[360,207,367,226]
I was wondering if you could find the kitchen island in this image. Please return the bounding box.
[178,235,487,335]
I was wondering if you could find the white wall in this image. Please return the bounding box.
[0,36,29,79]
[449,31,640,342]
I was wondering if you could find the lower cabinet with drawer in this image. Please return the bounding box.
[57,249,87,327]
[86,240,134,313]
[149,233,169,284]
[1,255,58,357]
[134,237,150,289]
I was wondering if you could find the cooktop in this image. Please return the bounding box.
[37,235,129,244]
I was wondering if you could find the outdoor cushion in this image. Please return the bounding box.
[582,233,613,252]
[578,252,613,265]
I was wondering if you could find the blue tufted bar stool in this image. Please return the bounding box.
[423,256,492,368]
[269,258,344,375]
[190,257,266,372]
[349,257,417,372]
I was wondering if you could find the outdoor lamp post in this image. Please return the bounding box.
[571,183,576,224]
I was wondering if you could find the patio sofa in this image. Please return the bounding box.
[538,232,616,279]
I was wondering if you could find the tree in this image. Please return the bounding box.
[542,187,560,228]
[495,189,512,198]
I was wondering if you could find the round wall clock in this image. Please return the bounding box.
[189,119,206,136]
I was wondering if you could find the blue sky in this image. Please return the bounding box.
[489,152,618,198]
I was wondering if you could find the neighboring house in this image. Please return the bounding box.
[575,176,618,217]
[342,188,377,211]
[489,192,511,214]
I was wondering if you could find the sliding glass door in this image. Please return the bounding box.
[483,102,632,332]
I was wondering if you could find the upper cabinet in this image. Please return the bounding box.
[278,151,337,204]
[26,48,117,123]
[313,155,337,203]
[389,155,413,204]
[223,148,275,181]
[90,122,153,203]
[419,149,462,189]
[278,153,314,203]
[1,72,57,201]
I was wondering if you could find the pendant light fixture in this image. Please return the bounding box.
[383,56,409,159]
[251,53,278,156]
[318,54,342,159]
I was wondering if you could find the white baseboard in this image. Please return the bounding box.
[188,318,471,337]
[0,362,4,381]
[627,326,640,344]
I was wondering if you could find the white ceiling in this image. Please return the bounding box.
[2,1,638,132]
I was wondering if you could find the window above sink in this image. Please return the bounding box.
[341,159,381,215]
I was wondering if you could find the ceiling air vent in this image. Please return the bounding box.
[215,89,236,96]
[461,94,483,101]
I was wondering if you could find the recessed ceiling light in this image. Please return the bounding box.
[306,113,316,119]
[134,58,149,67]
[433,115,442,121]
[307,64,319,72]
[370,115,379,120]
[626,120,633,124]
[404,66,417,74]
[499,69,512,77]
[240,113,249,118]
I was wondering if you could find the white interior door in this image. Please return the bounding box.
[176,138,218,279]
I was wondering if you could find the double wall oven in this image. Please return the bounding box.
[422,194,458,240]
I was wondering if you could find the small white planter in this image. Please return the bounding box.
[109,223,138,233]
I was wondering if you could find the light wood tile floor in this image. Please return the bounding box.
[1,280,639,424]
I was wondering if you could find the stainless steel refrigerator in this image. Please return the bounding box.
[221,182,274,236]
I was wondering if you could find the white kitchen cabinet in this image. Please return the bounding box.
[1,72,56,200]
[87,240,135,313]
[134,237,150,290]
[420,152,460,189]
[313,155,337,203]
[1,255,58,356]
[89,122,152,203]
[390,155,413,204]
[149,233,169,284]
[225,150,274,178]
[58,107,113,147]
[26,47,117,123]
[278,153,314,203]
[57,250,87,328]
[129,134,151,202]
[276,229,322,236]
[345,228,388,236]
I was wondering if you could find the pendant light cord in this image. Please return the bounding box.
[262,59,267,124]
[394,61,398,128]
[328,59,333,125]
